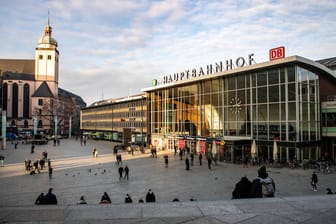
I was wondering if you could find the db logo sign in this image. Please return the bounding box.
[269,46,285,61]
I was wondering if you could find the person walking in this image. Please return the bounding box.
[33,159,40,174]
[31,143,35,154]
[48,166,53,179]
[190,151,194,166]
[145,189,156,203]
[164,154,169,168]
[118,166,124,180]
[199,153,203,166]
[0,155,4,167]
[207,156,212,170]
[124,165,129,180]
[185,156,190,170]
[311,171,318,191]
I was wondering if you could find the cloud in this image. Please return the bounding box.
[1,0,335,105]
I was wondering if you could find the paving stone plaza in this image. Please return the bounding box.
[0,138,336,223]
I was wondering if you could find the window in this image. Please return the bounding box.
[38,99,43,106]
[48,55,52,60]
[39,55,43,60]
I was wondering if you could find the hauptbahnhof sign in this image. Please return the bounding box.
[163,53,255,84]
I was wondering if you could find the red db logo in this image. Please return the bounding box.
[269,46,285,61]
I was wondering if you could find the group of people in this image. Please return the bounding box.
[25,150,53,178]
[36,189,156,205]
[100,189,155,204]
[35,188,58,205]
[232,165,276,199]
[118,165,129,180]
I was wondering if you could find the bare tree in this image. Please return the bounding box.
[34,97,75,135]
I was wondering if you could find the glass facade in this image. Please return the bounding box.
[147,65,321,163]
[81,96,147,142]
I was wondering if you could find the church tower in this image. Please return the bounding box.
[35,14,59,97]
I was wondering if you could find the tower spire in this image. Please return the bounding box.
[44,10,52,36]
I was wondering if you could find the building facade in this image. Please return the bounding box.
[80,93,147,144]
[0,17,86,138]
[142,55,336,164]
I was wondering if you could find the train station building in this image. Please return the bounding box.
[141,52,336,164]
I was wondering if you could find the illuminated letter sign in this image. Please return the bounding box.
[269,46,285,61]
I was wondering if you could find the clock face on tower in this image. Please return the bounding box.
[230,96,242,114]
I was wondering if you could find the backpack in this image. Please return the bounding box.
[261,180,275,197]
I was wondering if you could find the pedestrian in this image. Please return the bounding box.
[164,154,169,168]
[199,153,203,166]
[100,192,111,204]
[93,148,98,158]
[77,195,87,204]
[185,156,190,171]
[125,194,133,203]
[42,150,48,159]
[31,143,35,153]
[83,138,86,146]
[118,166,123,180]
[145,189,156,203]
[44,188,58,204]
[24,159,29,171]
[0,155,4,167]
[39,158,45,170]
[174,145,177,156]
[47,159,51,169]
[124,165,129,180]
[207,157,212,170]
[14,141,18,149]
[116,154,122,165]
[27,159,32,171]
[190,151,194,166]
[311,171,318,191]
[48,166,53,179]
[33,159,40,174]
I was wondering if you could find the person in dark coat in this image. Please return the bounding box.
[100,192,111,204]
[311,172,318,191]
[33,160,40,174]
[35,193,45,205]
[199,153,203,166]
[125,194,133,203]
[185,157,190,170]
[179,149,183,160]
[207,157,212,170]
[145,189,156,203]
[164,154,169,168]
[190,152,194,166]
[124,165,129,180]
[232,176,252,199]
[118,166,123,180]
[44,188,57,204]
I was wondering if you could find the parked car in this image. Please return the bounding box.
[113,144,125,153]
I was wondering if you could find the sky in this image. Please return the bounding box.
[0,0,335,105]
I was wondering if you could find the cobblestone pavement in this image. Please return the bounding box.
[0,138,336,223]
